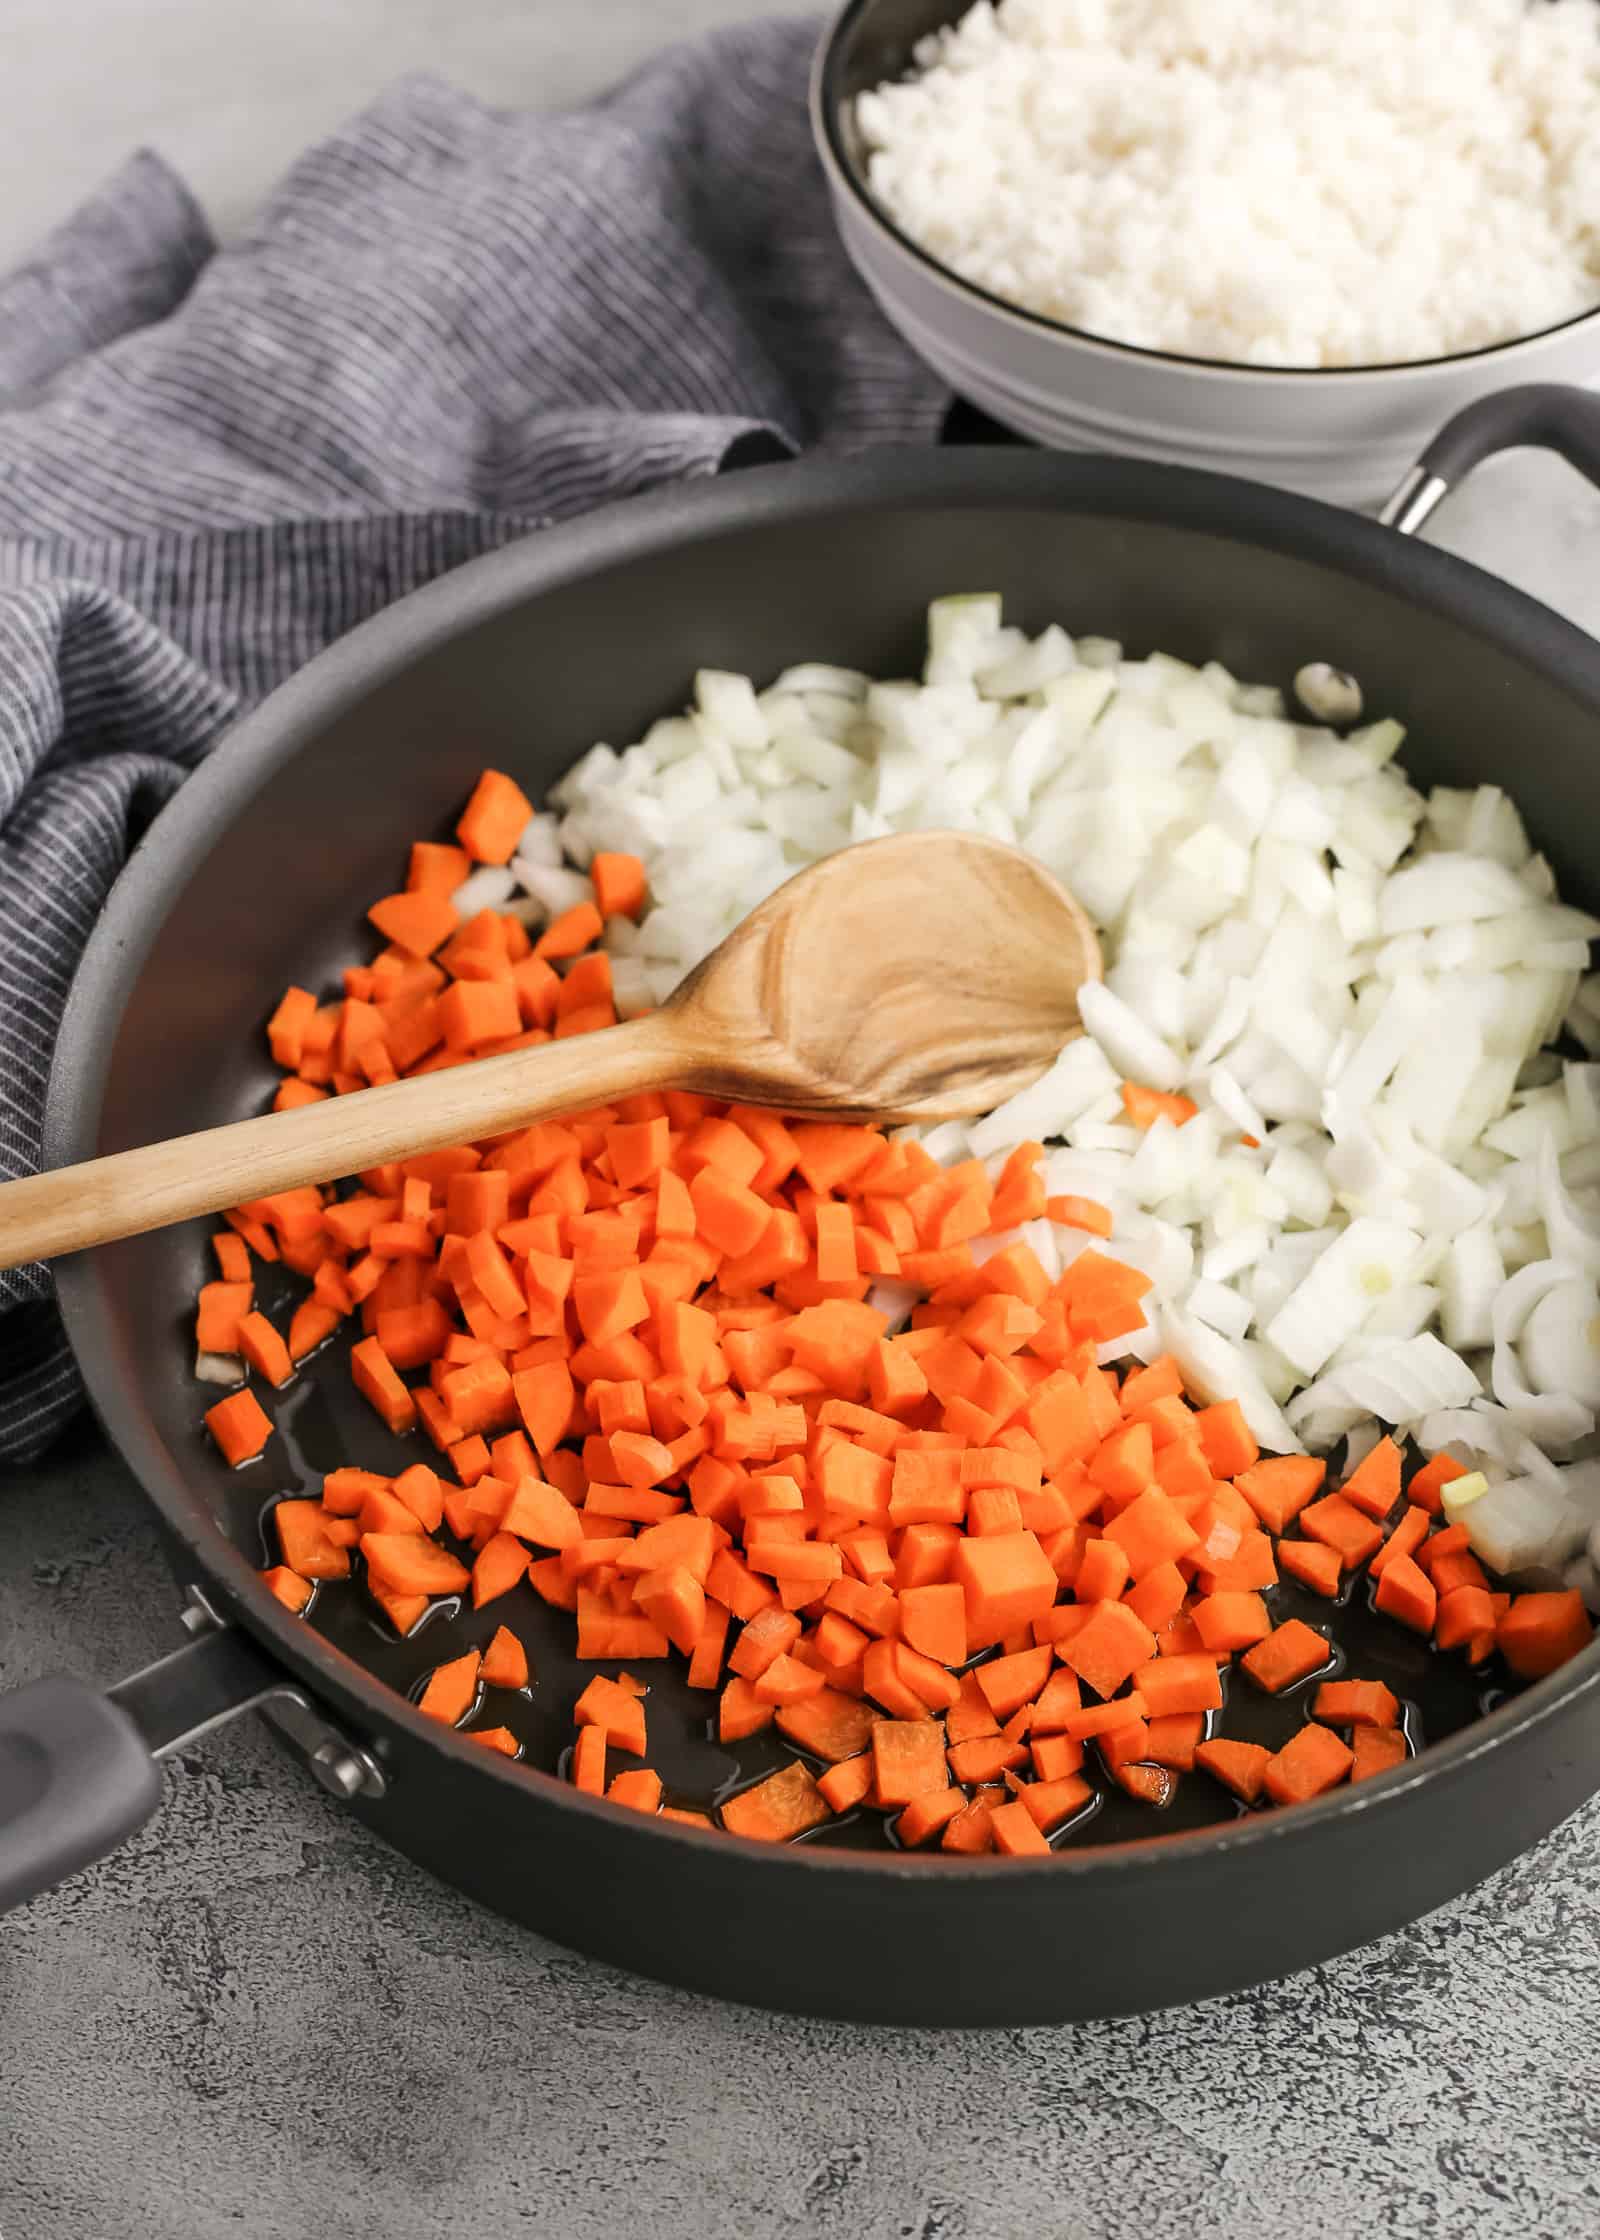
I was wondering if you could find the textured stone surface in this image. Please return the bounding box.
[5,3,1600,2233]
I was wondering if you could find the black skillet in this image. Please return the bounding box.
[4,383,1600,2024]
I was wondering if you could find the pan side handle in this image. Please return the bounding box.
[0,1676,163,1912]
[1382,383,1600,535]
[0,1619,381,1914]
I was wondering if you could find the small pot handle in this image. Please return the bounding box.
[1382,383,1600,535]
[0,1676,163,1912]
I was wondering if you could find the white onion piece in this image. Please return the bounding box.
[1206,1064,1267,1145]
[864,1280,918,1334]
[512,813,564,868]
[1521,1280,1600,1410]
[1077,980,1187,1093]
[1538,1135,1600,1279]
[1489,1257,1598,1445]
[1455,1466,1600,1576]
[1414,1403,1563,1487]
[514,862,593,919]
[1288,1335,1480,1440]
[611,959,655,1019]
[195,1349,243,1386]
[450,865,516,917]
[1264,1218,1421,1378]
[1441,1226,1505,1353]
[1160,1305,1301,1453]
[1379,853,1534,934]
[1186,1278,1253,1342]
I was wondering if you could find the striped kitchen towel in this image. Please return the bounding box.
[0,15,948,1462]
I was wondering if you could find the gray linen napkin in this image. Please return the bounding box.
[0,16,947,1461]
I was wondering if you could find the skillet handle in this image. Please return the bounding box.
[0,1675,162,1912]
[1382,383,1600,534]
[0,1620,360,1913]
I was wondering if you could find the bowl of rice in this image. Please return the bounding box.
[812,0,1600,507]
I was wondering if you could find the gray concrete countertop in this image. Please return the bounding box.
[4,7,1600,2238]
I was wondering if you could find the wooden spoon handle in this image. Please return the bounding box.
[0,1010,687,1269]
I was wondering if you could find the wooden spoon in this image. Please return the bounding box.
[0,831,1100,1270]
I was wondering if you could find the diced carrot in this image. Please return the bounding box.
[205,1390,273,1467]
[261,1564,314,1613]
[1374,1553,1438,1637]
[1263,1723,1353,1806]
[1407,1453,1468,1515]
[1496,1589,1594,1678]
[1428,1578,1491,1653]
[471,1530,530,1608]
[720,1762,830,1843]
[1192,1398,1258,1480]
[607,1768,663,1813]
[988,1799,1051,1856]
[1132,1652,1223,1719]
[1143,1712,1203,1771]
[1045,1194,1113,1238]
[513,1360,575,1456]
[1103,1484,1200,1579]
[1240,1619,1332,1696]
[1016,1771,1093,1831]
[196,1280,253,1355]
[816,1755,876,1815]
[361,1533,470,1596]
[350,1337,417,1434]
[1350,1725,1408,1783]
[1313,1679,1399,1729]
[871,1719,949,1807]
[534,901,604,961]
[1341,1435,1401,1520]
[1060,1598,1158,1701]
[954,1528,1058,1648]
[1120,1082,1198,1130]
[1233,1456,1324,1535]
[1369,1504,1431,1582]
[893,1788,964,1846]
[973,1644,1053,1721]
[368,889,459,960]
[274,1498,352,1581]
[457,769,535,864]
[941,1793,1000,1854]
[1277,1538,1342,1598]
[571,1725,607,1795]
[1299,1493,1385,1570]
[589,851,648,920]
[480,1624,530,1690]
[407,840,471,895]
[573,1674,648,1757]
[419,1649,481,1728]
[1189,1590,1272,1654]
[266,986,319,1070]
[1195,1737,1272,1804]
[897,1581,968,1668]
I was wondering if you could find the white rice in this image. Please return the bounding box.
[856,0,1600,368]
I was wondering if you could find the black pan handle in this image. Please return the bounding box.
[0,1616,381,1913]
[1382,383,1600,535]
[0,1675,163,1912]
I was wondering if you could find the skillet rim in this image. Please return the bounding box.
[47,443,1600,1883]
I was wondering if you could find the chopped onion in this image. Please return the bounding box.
[1076,980,1187,1093]
[450,865,517,917]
